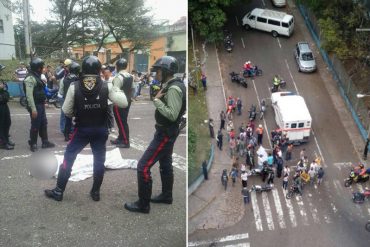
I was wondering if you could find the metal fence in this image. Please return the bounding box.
[298,4,370,140]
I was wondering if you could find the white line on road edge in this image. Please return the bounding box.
[11,113,60,116]
[251,191,264,231]
[272,189,287,229]
[241,37,245,49]
[1,154,31,161]
[284,59,299,95]
[277,38,282,48]
[261,0,266,6]
[188,233,249,247]
[262,191,275,230]
[283,191,297,227]
[215,44,227,105]
[235,16,239,26]
[224,243,250,247]
[311,129,326,168]
[296,197,309,226]
[252,79,272,149]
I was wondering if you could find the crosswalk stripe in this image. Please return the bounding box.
[332,179,342,196]
[262,192,275,230]
[251,191,263,231]
[188,233,249,247]
[272,189,286,229]
[296,196,309,226]
[283,190,297,228]
[224,243,250,247]
[307,194,320,224]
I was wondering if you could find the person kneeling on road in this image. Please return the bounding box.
[124,56,186,214]
[44,56,128,202]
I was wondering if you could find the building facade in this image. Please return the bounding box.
[0,2,16,60]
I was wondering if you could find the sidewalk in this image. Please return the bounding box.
[188,44,245,235]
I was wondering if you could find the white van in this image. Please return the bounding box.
[242,8,294,37]
[271,92,312,144]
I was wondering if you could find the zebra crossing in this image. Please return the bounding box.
[249,177,370,232]
[188,233,250,247]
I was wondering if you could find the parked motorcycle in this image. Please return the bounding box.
[250,184,273,193]
[224,30,234,53]
[20,85,62,108]
[230,72,248,88]
[344,168,370,187]
[248,104,257,121]
[352,189,370,203]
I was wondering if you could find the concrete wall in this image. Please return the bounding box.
[0,3,16,60]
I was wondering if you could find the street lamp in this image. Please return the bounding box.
[357,93,370,160]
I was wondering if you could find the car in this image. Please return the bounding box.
[294,42,317,72]
[271,0,286,7]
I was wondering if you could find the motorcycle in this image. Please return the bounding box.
[248,104,257,121]
[21,86,62,108]
[271,76,286,93]
[344,168,370,187]
[179,113,187,131]
[229,72,248,88]
[243,66,263,78]
[352,189,370,203]
[286,184,301,199]
[224,30,234,53]
[259,99,266,120]
[249,184,273,193]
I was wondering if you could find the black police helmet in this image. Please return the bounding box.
[151,56,178,75]
[82,56,101,75]
[116,58,128,71]
[69,62,81,75]
[30,57,45,72]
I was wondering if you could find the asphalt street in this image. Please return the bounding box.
[0,89,186,247]
[189,0,370,246]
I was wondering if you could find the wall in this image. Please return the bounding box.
[0,3,16,60]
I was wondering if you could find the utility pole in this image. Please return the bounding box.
[23,0,32,59]
[82,0,85,57]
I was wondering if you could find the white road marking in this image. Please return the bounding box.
[130,117,142,120]
[224,244,250,247]
[215,44,227,105]
[133,102,149,105]
[296,196,309,226]
[235,16,240,26]
[277,37,282,48]
[179,133,186,137]
[241,37,246,49]
[272,189,286,229]
[284,59,299,95]
[11,112,60,116]
[261,0,266,6]
[283,190,297,227]
[331,202,338,214]
[333,162,352,171]
[311,129,327,168]
[333,179,342,196]
[251,191,263,231]
[252,79,272,148]
[188,233,249,247]
[308,200,320,224]
[1,154,31,161]
[262,192,275,230]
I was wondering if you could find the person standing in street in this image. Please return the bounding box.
[286,143,293,160]
[201,74,207,90]
[282,173,289,190]
[220,110,226,129]
[217,129,223,150]
[110,58,133,148]
[317,167,324,185]
[102,65,115,133]
[256,124,263,145]
[208,118,215,138]
[276,157,284,178]
[202,160,208,180]
[24,58,55,152]
[0,80,14,150]
[241,187,250,204]
[236,97,242,116]
[44,56,128,202]
[241,170,249,188]
[124,56,186,214]
[59,59,72,134]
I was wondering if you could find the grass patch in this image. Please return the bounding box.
[188,43,211,185]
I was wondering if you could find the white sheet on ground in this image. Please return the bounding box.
[55,148,138,182]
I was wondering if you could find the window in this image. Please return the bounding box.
[0,20,4,33]
[282,22,289,28]
[302,52,314,61]
[257,17,267,23]
[268,19,280,26]
[249,15,256,20]
[296,47,300,56]
[298,123,304,128]
[291,123,297,128]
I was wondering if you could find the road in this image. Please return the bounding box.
[189,0,370,246]
[0,89,186,247]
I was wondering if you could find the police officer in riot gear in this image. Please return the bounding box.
[110,58,133,148]
[24,57,55,152]
[124,56,186,213]
[44,56,128,202]
[61,61,80,141]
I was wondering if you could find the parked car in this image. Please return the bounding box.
[294,42,317,72]
[271,0,286,7]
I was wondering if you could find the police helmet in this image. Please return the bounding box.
[151,56,179,75]
[116,58,128,71]
[69,62,81,75]
[81,56,101,75]
[29,57,45,72]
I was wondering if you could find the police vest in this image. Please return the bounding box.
[118,73,133,104]
[63,74,79,98]
[74,80,108,128]
[0,89,9,104]
[24,72,46,104]
[155,78,186,128]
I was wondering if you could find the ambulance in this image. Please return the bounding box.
[271,91,312,144]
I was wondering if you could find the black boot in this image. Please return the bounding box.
[124,174,151,214]
[90,175,104,201]
[44,166,70,201]
[29,129,38,152]
[151,173,173,204]
[40,127,55,148]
